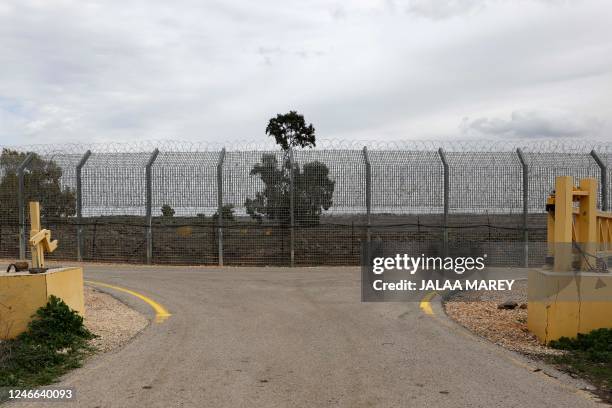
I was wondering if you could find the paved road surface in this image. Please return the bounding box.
[7,265,605,407]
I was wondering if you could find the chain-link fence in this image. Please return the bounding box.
[0,140,609,267]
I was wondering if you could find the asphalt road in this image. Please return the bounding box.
[7,265,606,407]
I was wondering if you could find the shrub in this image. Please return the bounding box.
[550,328,612,363]
[161,204,175,217]
[0,296,95,388]
[213,204,235,222]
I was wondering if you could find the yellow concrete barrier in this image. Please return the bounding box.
[528,269,612,343]
[0,267,84,339]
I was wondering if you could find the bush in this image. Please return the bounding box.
[0,296,95,388]
[161,204,175,217]
[24,295,93,349]
[213,204,235,222]
[550,328,612,363]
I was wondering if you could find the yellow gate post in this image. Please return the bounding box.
[552,176,574,272]
[529,176,612,343]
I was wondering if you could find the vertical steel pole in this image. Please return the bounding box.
[591,150,608,211]
[17,153,34,260]
[145,148,159,264]
[362,147,371,244]
[516,148,529,267]
[76,150,91,262]
[438,148,449,256]
[217,148,226,266]
[289,148,295,267]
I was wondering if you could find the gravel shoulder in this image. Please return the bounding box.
[442,280,557,356]
[442,280,610,403]
[84,286,148,352]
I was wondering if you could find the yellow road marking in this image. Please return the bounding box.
[85,280,171,323]
[419,291,436,315]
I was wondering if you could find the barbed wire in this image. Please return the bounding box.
[3,138,608,155]
[0,137,604,266]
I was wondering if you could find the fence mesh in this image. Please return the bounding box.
[151,151,219,264]
[0,140,609,266]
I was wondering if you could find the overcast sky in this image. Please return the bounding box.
[0,0,611,146]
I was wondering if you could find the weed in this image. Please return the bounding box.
[547,328,611,402]
[0,296,96,391]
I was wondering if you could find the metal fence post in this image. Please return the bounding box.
[591,150,608,211]
[516,148,529,267]
[17,153,35,260]
[289,148,295,267]
[217,148,226,266]
[362,146,371,244]
[438,148,449,256]
[145,148,159,264]
[76,150,91,261]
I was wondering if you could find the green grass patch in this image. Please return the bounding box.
[0,296,95,394]
[547,328,611,401]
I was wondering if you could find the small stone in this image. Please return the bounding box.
[519,303,527,309]
[498,300,518,310]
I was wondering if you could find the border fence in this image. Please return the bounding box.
[0,140,609,267]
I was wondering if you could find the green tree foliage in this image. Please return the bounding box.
[265,111,316,150]
[0,149,75,221]
[161,204,175,217]
[245,112,334,225]
[213,204,236,222]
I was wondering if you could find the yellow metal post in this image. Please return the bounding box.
[29,202,43,268]
[553,176,574,272]
[28,201,58,269]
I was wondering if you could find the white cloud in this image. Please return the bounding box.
[0,0,610,146]
[405,0,486,19]
[460,109,604,138]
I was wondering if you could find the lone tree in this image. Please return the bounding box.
[161,204,175,217]
[265,111,316,151]
[245,111,334,225]
[0,149,75,221]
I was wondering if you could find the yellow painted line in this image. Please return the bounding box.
[419,291,436,315]
[85,280,171,323]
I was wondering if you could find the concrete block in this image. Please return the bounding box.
[528,269,612,343]
[0,267,84,339]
